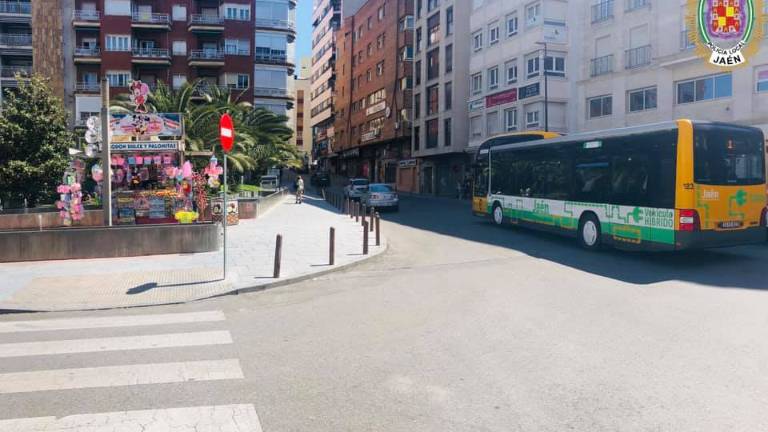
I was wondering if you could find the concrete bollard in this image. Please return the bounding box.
[363,221,369,255]
[375,212,381,246]
[329,227,335,265]
[273,234,282,278]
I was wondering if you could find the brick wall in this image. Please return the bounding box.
[32,0,65,100]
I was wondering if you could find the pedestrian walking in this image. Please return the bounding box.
[295,176,305,204]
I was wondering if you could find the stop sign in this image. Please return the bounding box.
[219,113,234,153]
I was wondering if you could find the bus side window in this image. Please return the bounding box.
[574,161,610,203]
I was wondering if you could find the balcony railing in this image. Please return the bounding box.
[223,47,251,56]
[189,49,225,60]
[680,30,696,50]
[189,14,224,25]
[626,0,649,11]
[253,87,290,97]
[131,12,170,25]
[75,82,100,92]
[254,18,296,31]
[132,47,169,58]
[72,10,100,21]
[0,65,30,77]
[590,54,614,77]
[0,33,31,46]
[591,0,614,23]
[0,1,31,14]
[254,52,288,63]
[625,45,651,69]
[74,46,100,56]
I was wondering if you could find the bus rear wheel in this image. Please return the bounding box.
[492,203,505,226]
[578,214,602,250]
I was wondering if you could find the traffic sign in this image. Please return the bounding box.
[219,113,234,153]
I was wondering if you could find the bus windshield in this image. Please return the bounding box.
[694,128,765,186]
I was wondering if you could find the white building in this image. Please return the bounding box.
[254,0,298,117]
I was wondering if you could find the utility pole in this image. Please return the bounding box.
[100,78,112,226]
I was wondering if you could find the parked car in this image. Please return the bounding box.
[259,175,279,191]
[344,178,370,201]
[363,183,399,211]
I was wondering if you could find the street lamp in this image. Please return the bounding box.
[535,41,549,132]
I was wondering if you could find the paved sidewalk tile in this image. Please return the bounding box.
[0,195,386,311]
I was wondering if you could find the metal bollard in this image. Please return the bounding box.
[375,212,381,246]
[363,221,369,255]
[273,234,283,278]
[369,207,375,232]
[329,227,335,265]
[361,205,367,227]
[355,202,360,222]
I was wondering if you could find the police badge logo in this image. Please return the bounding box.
[687,0,765,67]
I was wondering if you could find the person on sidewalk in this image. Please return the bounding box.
[295,176,305,204]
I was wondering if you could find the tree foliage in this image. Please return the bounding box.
[0,75,74,207]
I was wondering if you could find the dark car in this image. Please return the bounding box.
[311,171,331,187]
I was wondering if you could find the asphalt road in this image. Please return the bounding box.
[2,196,768,431]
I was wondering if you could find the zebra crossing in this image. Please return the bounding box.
[0,310,263,431]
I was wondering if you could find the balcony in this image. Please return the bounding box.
[188,49,225,67]
[255,18,296,40]
[680,30,696,50]
[625,0,649,12]
[255,52,293,68]
[132,47,171,65]
[131,12,170,30]
[0,32,31,48]
[74,47,101,63]
[72,10,100,28]
[75,82,100,93]
[591,0,614,24]
[188,14,224,32]
[625,45,651,69]
[590,54,614,77]
[0,1,30,23]
[253,87,292,98]
[0,65,30,82]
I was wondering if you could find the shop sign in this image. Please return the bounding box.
[110,141,180,152]
[486,88,518,108]
[361,128,381,143]
[468,98,485,112]
[518,83,540,100]
[366,101,386,116]
[110,113,183,138]
[342,148,360,158]
[398,159,417,168]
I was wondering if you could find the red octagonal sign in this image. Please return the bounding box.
[220,113,234,153]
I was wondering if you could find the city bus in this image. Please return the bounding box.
[473,120,767,251]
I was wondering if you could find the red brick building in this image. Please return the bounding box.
[333,0,413,188]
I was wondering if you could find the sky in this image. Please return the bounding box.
[295,1,313,67]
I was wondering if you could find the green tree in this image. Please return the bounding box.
[0,75,74,207]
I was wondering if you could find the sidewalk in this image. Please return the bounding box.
[0,194,386,312]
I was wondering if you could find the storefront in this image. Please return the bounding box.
[418,153,471,198]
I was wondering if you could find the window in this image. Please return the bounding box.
[426,118,439,148]
[504,108,518,131]
[401,46,414,60]
[526,2,541,27]
[428,0,440,12]
[487,111,499,136]
[544,54,566,77]
[444,82,452,110]
[367,43,372,56]
[473,31,483,51]
[427,13,440,46]
[378,5,385,20]
[224,39,249,55]
[489,22,500,45]
[470,116,483,138]
[400,15,414,30]
[488,66,499,90]
[526,110,540,128]
[694,127,765,186]
[172,40,187,55]
[414,126,420,151]
[226,4,250,20]
[526,56,540,78]
[414,93,421,119]
[236,74,249,89]
[367,69,372,82]
[445,44,453,73]
[757,66,768,92]
[172,74,186,89]
[415,60,421,85]
[172,5,186,21]
[505,59,518,84]
[401,76,413,90]
[427,48,440,80]
[628,87,657,112]
[506,13,518,37]
[444,118,452,147]
[427,85,439,115]
[446,7,454,35]
[106,71,131,87]
[676,73,732,104]
[105,35,130,51]
[588,95,613,118]
[415,28,422,53]
[471,73,483,95]
[376,61,384,76]
[367,16,372,30]
[377,33,385,49]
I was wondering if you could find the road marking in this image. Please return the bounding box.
[0,311,226,334]
[0,330,233,358]
[0,404,263,431]
[0,359,244,394]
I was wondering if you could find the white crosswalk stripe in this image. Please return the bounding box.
[0,310,264,431]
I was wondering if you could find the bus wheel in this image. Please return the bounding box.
[578,214,602,250]
[492,203,505,226]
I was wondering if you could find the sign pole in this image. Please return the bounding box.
[223,154,227,280]
[100,78,112,226]
[219,113,234,282]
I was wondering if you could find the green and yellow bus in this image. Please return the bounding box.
[473,120,767,251]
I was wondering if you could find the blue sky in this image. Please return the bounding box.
[295,1,313,66]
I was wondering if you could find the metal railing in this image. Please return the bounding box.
[132,47,169,58]
[0,65,30,77]
[72,10,100,21]
[0,1,30,14]
[75,82,100,92]
[189,14,224,25]
[254,18,296,31]
[74,46,100,56]
[189,49,225,60]
[223,47,251,56]
[625,45,651,69]
[590,54,613,77]
[131,12,170,24]
[253,87,290,97]
[591,0,614,23]
[680,30,696,50]
[254,52,288,63]
[626,0,649,11]
[0,33,31,46]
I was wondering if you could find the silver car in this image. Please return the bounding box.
[363,184,399,211]
[344,178,370,201]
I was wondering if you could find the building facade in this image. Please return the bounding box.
[412,0,471,197]
[290,57,312,166]
[309,0,341,164]
[333,0,413,188]
[1,0,33,104]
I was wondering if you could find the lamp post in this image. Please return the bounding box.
[536,41,549,132]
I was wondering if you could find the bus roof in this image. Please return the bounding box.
[477,131,561,154]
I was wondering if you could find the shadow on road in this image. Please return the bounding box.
[376,195,768,290]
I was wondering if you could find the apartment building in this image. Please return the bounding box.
[333,0,413,188]
[0,0,32,105]
[290,57,312,165]
[411,0,471,196]
[576,0,768,135]
[65,0,296,125]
